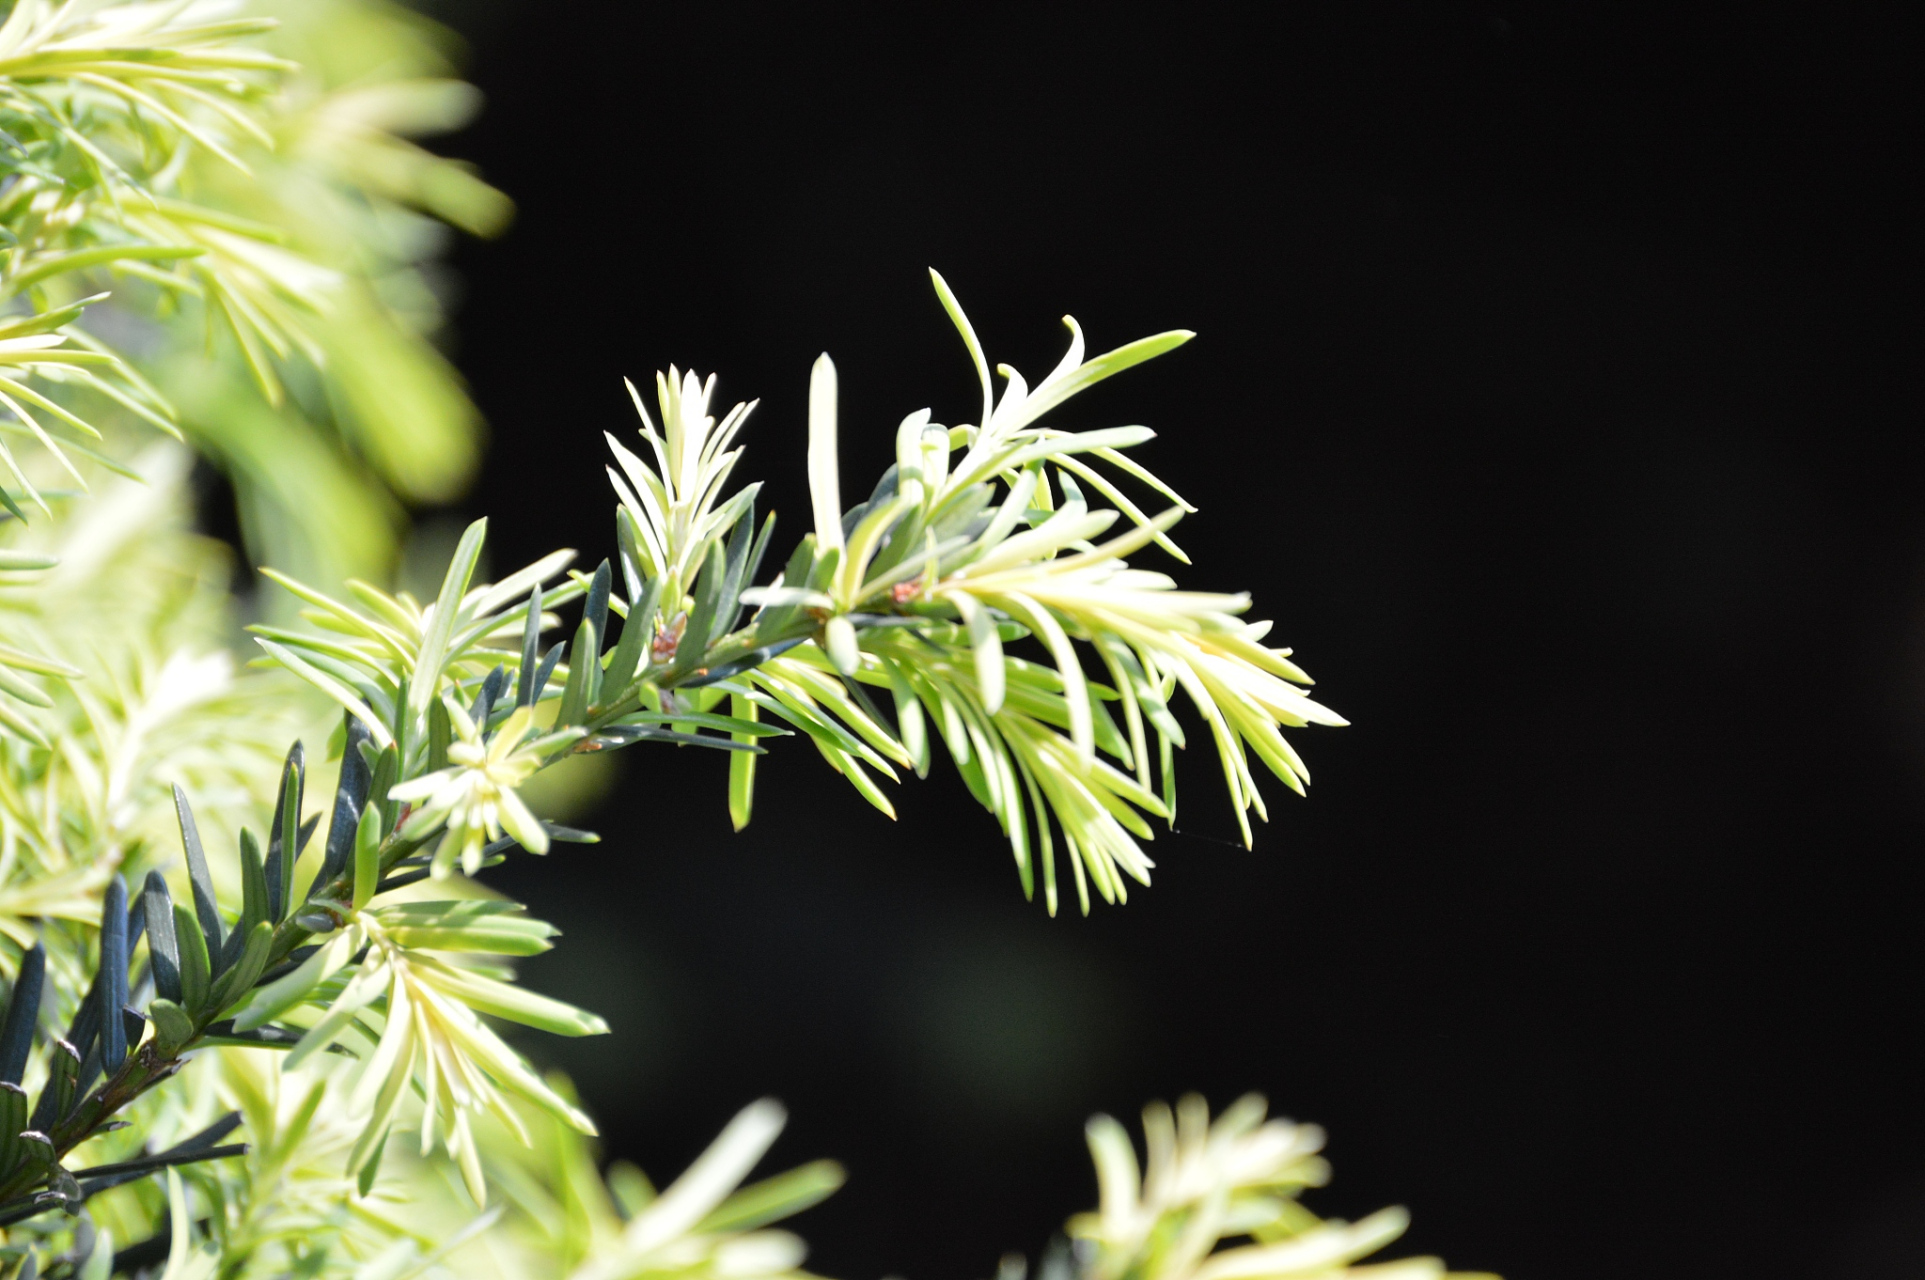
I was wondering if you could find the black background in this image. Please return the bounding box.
[420,5,1919,1278]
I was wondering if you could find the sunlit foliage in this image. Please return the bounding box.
[0,4,1484,1278]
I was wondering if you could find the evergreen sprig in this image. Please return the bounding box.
[0,0,507,610]
[257,273,1344,915]
[1067,1095,1496,1280]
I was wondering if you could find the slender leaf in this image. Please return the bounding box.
[238,829,268,940]
[737,511,779,627]
[321,715,373,888]
[1015,329,1196,427]
[99,877,129,1072]
[209,922,272,1018]
[930,268,994,434]
[0,1083,24,1176]
[172,786,224,966]
[427,697,451,773]
[555,618,595,726]
[364,742,400,854]
[717,496,757,629]
[471,664,508,734]
[808,353,843,553]
[584,559,612,654]
[697,1159,847,1234]
[603,574,660,696]
[590,726,765,753]
[254,638,394,749]
[264,742,304,923]
[141,874,180,1004]
[172,904,210,1015]
[676,542,728,676]
[515,583,544,707]
[677,636,810,688]
[0,943,43,1085]
[232,931,358,1033]
[407,517,488,722]
[611,711,787,737]
[352,803,382,910]
[729,692,758,831]
[530,641,565,705]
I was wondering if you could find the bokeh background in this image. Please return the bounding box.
[392,6,1917,1278]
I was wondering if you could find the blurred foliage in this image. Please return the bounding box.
[1,0,500,592]
[169,0,508,585]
